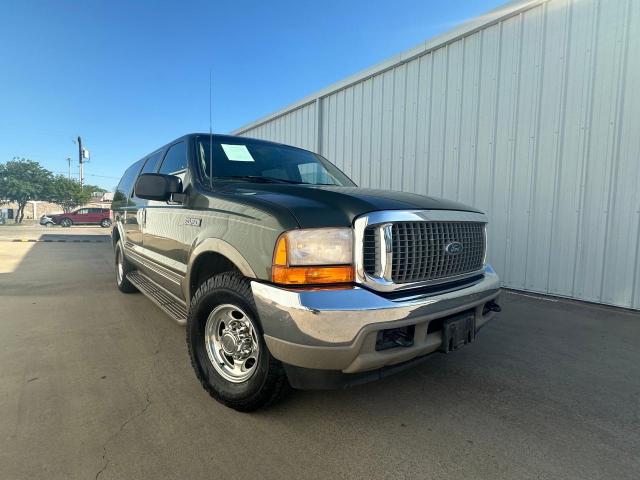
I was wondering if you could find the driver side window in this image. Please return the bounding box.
[159,142,187,174]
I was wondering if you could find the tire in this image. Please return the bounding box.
[115,240,138,293]
[60,218,72,228]
[187,272,289,412]
[100,218,112,228]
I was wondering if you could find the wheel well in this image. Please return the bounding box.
[190,252,240,298]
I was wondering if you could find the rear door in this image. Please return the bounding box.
[87,208,103,224]
[113,160,144,246]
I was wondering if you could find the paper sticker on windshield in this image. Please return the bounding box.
[221,144,255,162]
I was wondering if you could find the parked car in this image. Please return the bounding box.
[50,208,111,227]
[111,134,501,411]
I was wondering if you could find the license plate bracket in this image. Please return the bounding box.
[440,311,476,353]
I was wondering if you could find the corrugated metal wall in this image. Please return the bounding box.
[233,0,640,310]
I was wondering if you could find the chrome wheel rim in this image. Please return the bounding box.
[116,248,124,285]
[204,304,260,383]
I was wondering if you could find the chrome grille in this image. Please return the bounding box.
[362,227,378,275]
[363,221,485,284]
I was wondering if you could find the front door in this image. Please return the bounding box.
[72,208,89,224]
[140,141,190,298]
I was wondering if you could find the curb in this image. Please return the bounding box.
[1,239,109,243]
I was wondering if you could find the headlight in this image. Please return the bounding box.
[272,228,354,285]
[284,228,352,265]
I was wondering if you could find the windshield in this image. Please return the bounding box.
[196,136,356,187]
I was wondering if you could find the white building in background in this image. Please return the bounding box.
[233,0,640,310]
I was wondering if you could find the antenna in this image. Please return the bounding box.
[209,68,213,189]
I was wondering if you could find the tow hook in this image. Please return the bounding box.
[484,300,502,314]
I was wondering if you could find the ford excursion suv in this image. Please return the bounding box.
[112,134,501,411]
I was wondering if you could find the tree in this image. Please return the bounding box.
[83,184,108,201]
[46,176,92,213]
[0,158,52,223]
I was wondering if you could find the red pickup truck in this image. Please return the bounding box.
[49,208,111,228]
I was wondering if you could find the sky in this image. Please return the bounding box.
[0,0,505,190]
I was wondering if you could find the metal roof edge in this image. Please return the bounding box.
[231,0,546,135]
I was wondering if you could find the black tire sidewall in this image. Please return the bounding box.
[188,276,274,404]
[115,241,137,293]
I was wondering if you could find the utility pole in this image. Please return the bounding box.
[66,157,71,179]
[77,136,84,188]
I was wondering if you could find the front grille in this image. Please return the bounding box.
[363,221,485,284]
[362,227,378,275]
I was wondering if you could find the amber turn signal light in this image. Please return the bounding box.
[271,265,354,285]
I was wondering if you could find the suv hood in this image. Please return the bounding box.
[225,184,482,228]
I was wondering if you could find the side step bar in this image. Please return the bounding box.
[127,271,187,325]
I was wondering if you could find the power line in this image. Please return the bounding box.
[53,172,119,180]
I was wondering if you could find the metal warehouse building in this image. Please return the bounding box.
[232,0,640,310]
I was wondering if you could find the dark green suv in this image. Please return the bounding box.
[112,133,501,411]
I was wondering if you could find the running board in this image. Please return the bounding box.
[127,271,187,326]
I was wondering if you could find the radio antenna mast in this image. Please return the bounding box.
[209,68,213,189]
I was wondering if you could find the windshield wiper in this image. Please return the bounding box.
[220,175,309,184]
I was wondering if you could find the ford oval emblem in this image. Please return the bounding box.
[445,241,463,255]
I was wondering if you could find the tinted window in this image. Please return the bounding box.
[77,209,89,215]
[159,142,187,174]
[141,151,163,174]
[114,160,143,203]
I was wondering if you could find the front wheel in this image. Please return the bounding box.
[60,218,72,228]
[187,273,289,412]
[100,218,112,228]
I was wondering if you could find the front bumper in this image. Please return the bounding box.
[251,265,501,383]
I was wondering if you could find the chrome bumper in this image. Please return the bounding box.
[251,265,501,373]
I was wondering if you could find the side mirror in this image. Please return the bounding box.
[134,173,183,202]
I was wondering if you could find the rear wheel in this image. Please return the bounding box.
[60,218,72,227]
[100,218,112,228]
[187,273,289,412]
[115,240,138,293]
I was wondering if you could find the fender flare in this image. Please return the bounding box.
[113,219,126,248]
[185,238,257,300]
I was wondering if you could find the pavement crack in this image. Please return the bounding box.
[95,391,152,480]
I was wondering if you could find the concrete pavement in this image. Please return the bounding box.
[0,230,638,479]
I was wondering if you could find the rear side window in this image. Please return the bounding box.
[141,151,163,174]
[114,161,143,202]
[159,142,187,174]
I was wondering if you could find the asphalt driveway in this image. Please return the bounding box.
[0,227,638,479]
